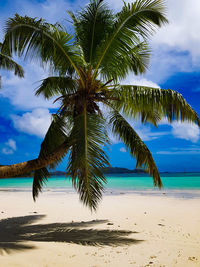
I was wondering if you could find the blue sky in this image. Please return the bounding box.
[1,0,200,172]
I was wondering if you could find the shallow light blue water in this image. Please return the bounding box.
[0,173,200,190]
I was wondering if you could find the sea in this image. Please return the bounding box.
[1,172,200,198]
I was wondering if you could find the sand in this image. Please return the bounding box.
[0,190,199,267]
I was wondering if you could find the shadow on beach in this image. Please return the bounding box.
[0,215,143,254]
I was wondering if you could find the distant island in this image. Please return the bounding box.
[103,167,147,174]
[50,167,147,176]
[10,167,147,178]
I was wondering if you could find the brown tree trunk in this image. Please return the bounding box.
[0,142,69,178]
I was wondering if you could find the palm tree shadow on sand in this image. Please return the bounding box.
[0,215,143,254]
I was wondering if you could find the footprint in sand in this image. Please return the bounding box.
[143,262,154,267]
[150,256,157,259]
[91,253,97,256]
[69,255,76,258]
[188,256,198,261]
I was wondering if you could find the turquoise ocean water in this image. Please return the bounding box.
[1,173,200,192]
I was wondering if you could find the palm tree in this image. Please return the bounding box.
[0,42,24,87]
[1,0,200,210]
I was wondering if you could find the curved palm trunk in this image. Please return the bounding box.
[0,142,69,178]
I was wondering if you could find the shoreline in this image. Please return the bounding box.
[1,187,200,199]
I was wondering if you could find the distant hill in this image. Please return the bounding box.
[50,171,67,176]
[103,167,146,174]
[50,167,146,176]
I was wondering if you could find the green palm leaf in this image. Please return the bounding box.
[67,110,109,210]
[101,41,151,81]
[109,110,162,187]
[36,76,77,99]
[68,0,114,64]
[140,110,162,127]
[0,52,24,79]
[0,42,24,87]
[3,15,84,81]
[33,167,50,200]
[32,115,72,200]
[110,85,200,126]
[94,0,168,80]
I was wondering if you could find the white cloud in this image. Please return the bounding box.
[157,146,200,155]
[146,46,194,84]
[171,121,200,143]
[2,148,14,155]
[121,73,160,88]
[6,139,17,151]
[1,61,60,110]
[11,108,52,138]
[159,119,200,143]
[2,138,17,155]
[152,0,200,60]
[133,124,169,141]
[0,0,73,30]
[120,147,126,153]
[146,0,200,83]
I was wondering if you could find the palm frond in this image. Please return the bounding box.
[123,41,151,75]
[109,110,162,187]
[110,85,200,126]
[3,14,84,80]
[32,167,50,200]
[36,76,77,99]
[140,110,162,127]
[0,42,24,82]
[68,0,114,64]
[0,52,24,79]
[94,0,168,80]
[67,110,109,210]
[32,114,72,200]
[101,41,151,81]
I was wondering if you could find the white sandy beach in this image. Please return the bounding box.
[0,190,199,267]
